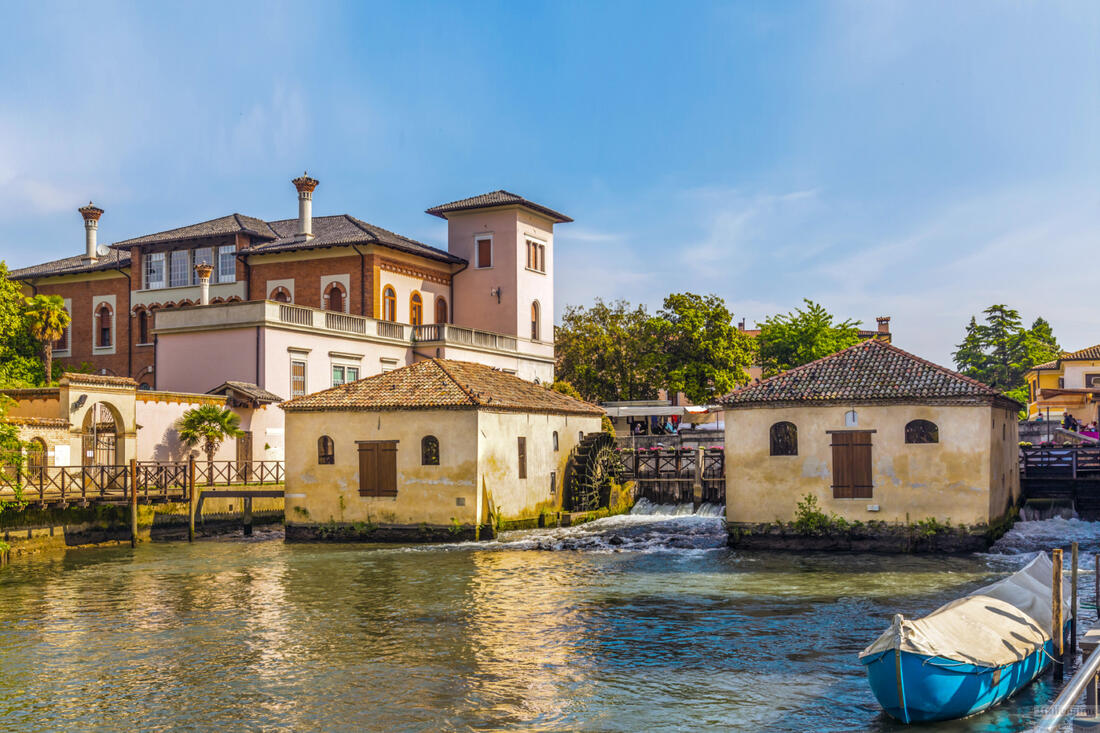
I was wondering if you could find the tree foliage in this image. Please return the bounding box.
[0,262,46,388]
[23,294,71,386]
[953,305,1061,393]
[756,299,862,376]
[177,405,244,463]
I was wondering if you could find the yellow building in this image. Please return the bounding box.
[1024,345,1100,423]
[279,359,604,541]
[719,339,1021,529]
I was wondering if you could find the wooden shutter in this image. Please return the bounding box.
[518,437,527,479]
[477,239,492,268]
[358,441,398,497]
[831,431,873,499]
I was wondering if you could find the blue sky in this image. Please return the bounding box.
[0,1,1097,365]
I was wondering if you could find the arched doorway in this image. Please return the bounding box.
[26,438,47,482]
[82,402,121,465]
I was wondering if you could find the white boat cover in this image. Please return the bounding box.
[859,553,1072,668]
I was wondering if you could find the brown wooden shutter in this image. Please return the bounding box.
[518,437,527,479]
[831,431,873,499]
[358,441,398,497]
[477,239,492,268]
[358,442,378,496]
[378,442,398,497]
[830,432,853,499]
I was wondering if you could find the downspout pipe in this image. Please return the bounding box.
[449,259,469,324]
[352,244,367,316]
[236,249,252,301]
[115,258,133,379]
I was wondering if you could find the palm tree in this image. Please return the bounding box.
[177,405,244,480]
[23,295,71,384]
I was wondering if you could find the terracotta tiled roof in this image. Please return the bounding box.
[1061,345,1100,361]
[252,215,463,264]
[6,417,69,428]
[1032,358,1061,370]
[8,248,130,280]
[112,214,277,249]
[426,190,573,223]
[208,381,283,405]
[281,359,604,415]
[719,339,1016,408]
[61,372,138,387]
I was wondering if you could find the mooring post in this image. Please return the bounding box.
[188,457,197,543]
[243,496,253,537]
[1054,548,1065,683]
[1073,542,1080,658]
[693,447,704,510]
[129,458,138,548]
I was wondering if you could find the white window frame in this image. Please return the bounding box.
[331,363,360,386]
[267,278,295,303]
[192,247,214,284]
[475,234,493,269]
[380,357,399,373]
[91,294,117,355]
[144,252,166,290]
[290,357,308,398]
[169,250,190,288]
[217,245,236,284]
[525,236,547,274]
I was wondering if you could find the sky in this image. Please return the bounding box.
[0,1,1097,365]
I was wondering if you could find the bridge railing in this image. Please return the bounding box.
[0,459,285,505]
[1021,446,1100,478]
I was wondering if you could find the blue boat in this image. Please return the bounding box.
[860,552,1071,723]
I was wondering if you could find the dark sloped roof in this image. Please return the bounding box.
[720,339,1018,408]
[9,248,130,280]
[112,213,277,249]
[281,359,604,416]
[1032,358,1061,370]
[208,381,283,405]
[1060,345,1100,362]
[251,215,464,264]
[426,190,573,223]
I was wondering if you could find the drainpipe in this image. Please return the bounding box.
[115,258,133,380]
[236,250,252,301]
[255,326,262,387]
[353,244,367,316]
[449,260,469,324]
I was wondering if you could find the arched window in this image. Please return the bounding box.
[324,282,346,313]
[137,309,149,344]
[269,286,291,303]
[410,292,423,326]
[421,435,439,465]
[382,286,396,322]
[905,419,939,444]
[96,303,113,347]
[552,431,559,452]
[770,422,798,456]
[318,435,335,464]
[531,301,541,341]
[435,297,448,324]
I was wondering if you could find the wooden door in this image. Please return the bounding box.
[831,431,873,499]
[236,431,253,481]
[358,441,398,497]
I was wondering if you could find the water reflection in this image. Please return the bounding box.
[0,516,1096,731]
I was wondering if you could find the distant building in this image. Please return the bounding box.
[279,359,603,541]
[719,339,1021,529]
[737,315,892,382]
[1023,345,1100,423]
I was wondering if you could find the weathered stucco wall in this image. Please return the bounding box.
[284,409,481,527]
[989,405,1022,520]
[475,411,601,520]
[724,403,1006,526]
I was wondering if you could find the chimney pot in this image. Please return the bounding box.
[293,173,318,238]
[877,316,891,334]
[195,264,214,305]
[79,202,104,262]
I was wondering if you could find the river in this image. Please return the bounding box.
[0,507,1097,732]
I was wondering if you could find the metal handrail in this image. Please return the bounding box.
[1033,646,1100,732]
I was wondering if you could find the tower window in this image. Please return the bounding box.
[476,238,492,268]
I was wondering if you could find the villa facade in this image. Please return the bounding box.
[9,176,569,396]
[1024,345,1100,423]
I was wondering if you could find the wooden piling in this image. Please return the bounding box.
[187,457,197,543]
[243,496,253,537]
[1073,542,1079,657]
[693,447,704,509]
[129,459,138,549]
[1054,548,1064,682]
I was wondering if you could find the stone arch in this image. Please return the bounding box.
[323,282,347,313]
[269,286,291,303]
[77,401,126,465]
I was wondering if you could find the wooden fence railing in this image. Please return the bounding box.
[1020,446,1100,478]
[0,459,284,505]
[618,448,724,505]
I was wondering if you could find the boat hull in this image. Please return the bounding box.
[861,637,1056,723]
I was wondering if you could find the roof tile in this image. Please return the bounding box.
[426,190,573,223]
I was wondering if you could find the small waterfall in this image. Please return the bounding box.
[1019,501,1078,522]
[630,498,725,517]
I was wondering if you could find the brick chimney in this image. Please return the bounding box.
[79,202,104,263]
[877,316,891,334]
[292,172,318,238]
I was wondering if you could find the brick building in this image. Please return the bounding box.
[9,175,570,396]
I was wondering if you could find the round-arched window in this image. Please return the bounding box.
[382,286,397,322]
[770,422,798,456]
[318,435,335,464]
[422,435,439,465]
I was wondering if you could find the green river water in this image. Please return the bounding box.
[0,509,1093,732]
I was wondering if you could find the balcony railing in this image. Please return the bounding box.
[412,324,517,351]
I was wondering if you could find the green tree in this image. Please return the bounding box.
[555,299,662,403]
[953,305,1061,392]
[654,292,753,403]
[23,294,71,385]
[0,262,45,387]
[177,405,244,470]
[756,299,862,376]
[548,379,583,400]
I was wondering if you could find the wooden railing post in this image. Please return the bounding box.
[1054,548,1064,683]
[129,459,138,548]
[188,457,197,543]
[693,447,704,509]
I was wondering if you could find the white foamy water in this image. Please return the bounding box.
[989,516,1100,557]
